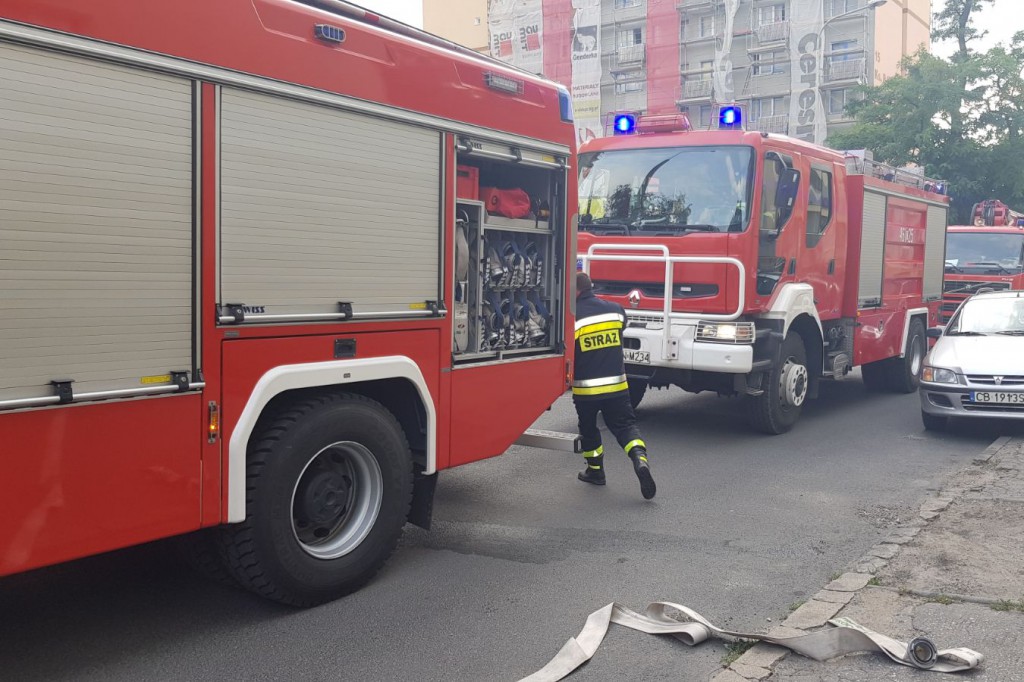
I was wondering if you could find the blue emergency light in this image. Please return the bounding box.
[613,114,637,135]
[718,105,742,129]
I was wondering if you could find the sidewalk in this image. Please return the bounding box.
[714,436,1024,682]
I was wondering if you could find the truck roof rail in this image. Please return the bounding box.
[844,154,948,195]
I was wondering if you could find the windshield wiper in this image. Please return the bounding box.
[970,261,1013,274]
[996,330,1024,336]
[579,220,631,236]
[946,330,988,336]
[635,221,719,233]
[944,262,964,273]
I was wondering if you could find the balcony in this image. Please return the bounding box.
[826,56,866,82]
[680,77,713,100]
[613,0,646,23]
[756,21,789,44]
[617,43,646,65]
[751,114,788,134]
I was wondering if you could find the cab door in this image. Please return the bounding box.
[754,149,804,301]
[800,163,842,319]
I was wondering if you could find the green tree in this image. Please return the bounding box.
[825,1,1023,224]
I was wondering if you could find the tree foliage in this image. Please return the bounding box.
[825,1,1023,223]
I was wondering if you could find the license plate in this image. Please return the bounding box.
[970,391,1024,404]
[623,349,650,364]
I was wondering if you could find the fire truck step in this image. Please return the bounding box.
[516,429,583,453]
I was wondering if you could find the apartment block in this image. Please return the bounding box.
[424,0,930,144]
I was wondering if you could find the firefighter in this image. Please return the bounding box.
[572,272,656,500]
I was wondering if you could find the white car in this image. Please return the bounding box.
[920,290,1024,431]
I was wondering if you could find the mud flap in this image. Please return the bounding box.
[407,471,437,530]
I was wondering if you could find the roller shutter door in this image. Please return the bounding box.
[923,205,948,302]
[219,89,442,316]
[857,191,887,307]
[0,43,194,402]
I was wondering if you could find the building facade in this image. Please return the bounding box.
[425,0,930,146]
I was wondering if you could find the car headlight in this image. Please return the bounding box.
[696,321,755,344]
[921,366,959,384]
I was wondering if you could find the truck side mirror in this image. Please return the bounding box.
[774,168,801,229]
[926,326,944,339]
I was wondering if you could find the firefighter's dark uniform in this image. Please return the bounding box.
[573,284,656,499]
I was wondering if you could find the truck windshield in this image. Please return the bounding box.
[578,146,755,235]
[945,232,1024,274]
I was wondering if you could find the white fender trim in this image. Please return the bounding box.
[226,356,436,523]
[761,283,823,338]
[900,308,929,357]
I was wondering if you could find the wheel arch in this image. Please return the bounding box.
[226,357,435,523]
[900,308,929,358]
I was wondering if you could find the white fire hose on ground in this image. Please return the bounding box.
[518,601,983,681]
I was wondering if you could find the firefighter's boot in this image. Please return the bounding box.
[628,445,656,500]
[577,447,606,486]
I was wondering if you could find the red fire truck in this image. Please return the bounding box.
[0,0,577,605]
[941,199,1024,322]
[577,112,949,434]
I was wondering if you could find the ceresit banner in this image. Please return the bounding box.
[789,0,826,144]
[571,0,601,145]
[712,0,741,103]
[488,0,544,76]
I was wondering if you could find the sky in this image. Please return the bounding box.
[350,0,423,28]
[931,0,1021,58]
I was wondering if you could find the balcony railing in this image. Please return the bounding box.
[751,114,788,134]
[756,21,789,44]
[826,56,866,82]
[681,77,713,99]
[617,43,646,64]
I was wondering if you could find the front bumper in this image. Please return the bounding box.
[919,382,1024,420]
[623,322,753,374]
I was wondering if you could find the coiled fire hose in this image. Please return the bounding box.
[518,601,983,681]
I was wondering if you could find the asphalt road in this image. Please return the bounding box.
[1,374,1018,681]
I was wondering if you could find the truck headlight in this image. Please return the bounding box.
[696,321,755,344]
[921,366,959,384]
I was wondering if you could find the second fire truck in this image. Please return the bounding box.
[941,199,1024,322]
[578,111,950,434]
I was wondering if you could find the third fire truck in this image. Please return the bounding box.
[941,199,1024,322]
[577,111,950,434]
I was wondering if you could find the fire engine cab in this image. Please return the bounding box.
[0,0,576,605]
[941,199,1024,322]
[578,110,949,434]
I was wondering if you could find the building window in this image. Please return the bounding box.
[752,51,786,76]
[807,168,834,247]
[699,105,713,127]
[751,96,785,120]
[615,0,642,8]
[699,15,715,38]
[829,88,850,115]
[617,27,643,48]
[831,0,858,14]
[615,80,645,94]
[758,4,786,25]
[830,39,859,60]
[700,59,714,80]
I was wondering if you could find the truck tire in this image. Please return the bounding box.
[747,333,808,435]
[218,392,413,607]
[921,410,948,432]
[889,318,926,393]
[627,378,648,410]
[861,361,890,392]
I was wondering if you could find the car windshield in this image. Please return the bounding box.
[577,146,755,235]
[945,232,1024,274]
[946,296,1024,335]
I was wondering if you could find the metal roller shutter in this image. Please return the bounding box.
[923,205,948,302]
[858,191,887,307]
[219,89,442,315]
[0,42,194,402]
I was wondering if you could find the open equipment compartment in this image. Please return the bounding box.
[452,138,567,363]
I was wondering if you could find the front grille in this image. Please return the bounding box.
[943,280,1011,294]
[626,312,668,325]
[965,375,1024,387]
[593,280,719,299]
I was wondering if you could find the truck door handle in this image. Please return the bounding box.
[788,258,796,275]
[828,259,835,275]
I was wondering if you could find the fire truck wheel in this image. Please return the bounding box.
[628,378,648,410]
[174,529,241,589]
[218,392,413,607]
[890,318,926,393]
[747,333,807,435]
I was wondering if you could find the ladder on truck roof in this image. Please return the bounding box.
[843,154,948,196]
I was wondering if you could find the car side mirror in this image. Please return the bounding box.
[774,168,801,229]
[926,326,944,339]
